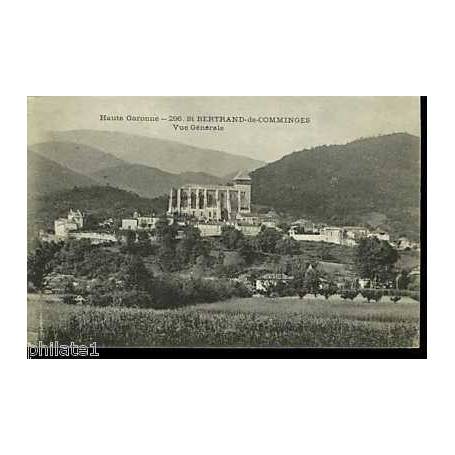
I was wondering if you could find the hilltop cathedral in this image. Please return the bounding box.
[167,170,252,221]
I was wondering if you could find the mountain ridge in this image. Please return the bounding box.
[45,129,265,177]
[28,140,229,198]
[251,133,421,239]
[91,163,226,198]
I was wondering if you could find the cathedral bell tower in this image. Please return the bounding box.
[232,170,252,214]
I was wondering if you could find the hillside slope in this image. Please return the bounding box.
[251,133,421,239]
[91,164,226,198]
[29,141,124,175]
[50,129,265,176]
[28,150,97,195]
[28,140,228,198]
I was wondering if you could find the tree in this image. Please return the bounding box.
[155,217,177,246]
[193,254,214,276]
[62,280,76,304]
[220,225,244,250]
[396,270,411,290]
[122,230,136,251]
[303,265,321,297]
[238,237,255,264]
[355,237,398,285]
[288,256,308,279]
[255,227,283,254]
[53,243,126,279]
[134,231,156,256]
[321,280,338,300]
[292,275,307,299]
[137,230,149,242]
[176,226,206,266]
[157,244,178,272]
[221,251,245,277]
[82,213,102,231]
[277,222,291,233]
[27,241,63,289]
[120,256,152,291]
[153,218,179,271]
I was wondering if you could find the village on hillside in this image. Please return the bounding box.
[36,171,421,297]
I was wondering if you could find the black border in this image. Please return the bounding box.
[32,97,427,359]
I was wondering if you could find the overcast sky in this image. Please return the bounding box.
[28,96,420,162]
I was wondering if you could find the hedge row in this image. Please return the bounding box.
[289,287,420,302]
[64,276,252,309]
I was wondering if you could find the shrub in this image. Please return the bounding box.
[321,289,332,300]
[340,290,359,301]
[138,276,253,309]
[62,293,77,305]
[111,291,154,308]
[360,289,383,302]
[270,280,295,297]
[86,291,114,307]
[297,286,308,299]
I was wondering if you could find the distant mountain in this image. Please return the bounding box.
[251,133,421,240]
[28,140,229,199]
[178,171,228,186]
[29,141,124,175]
[91,164,226,198]
[28,150,97,195]
[49,130,265,176]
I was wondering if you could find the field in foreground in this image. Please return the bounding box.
[28,294,420,348]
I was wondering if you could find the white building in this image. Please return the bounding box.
[137,216,163,230]
[255,273,294,293]
[289,228,324,242]
[342,238,358,247]
[237,213,260,224]
[289,225,363,247]
[195,222,262,238]
[344,226,369,240]
[322,227,344,245]
[396,237,416,250]
[291,219,319,232]
[70,232,117,244]
[54,209,84,238]
[68,209,84,228]
[122,213,174,231]
[238,224,261,237]
[368,231,390,242]
[121,219,138,230]
[195,223,223,237]
[257,209,281,229]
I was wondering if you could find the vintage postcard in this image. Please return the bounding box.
[27,96,425,358]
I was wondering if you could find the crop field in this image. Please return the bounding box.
[28,293,420,348]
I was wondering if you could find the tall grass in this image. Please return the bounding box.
[39,304,419,348]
